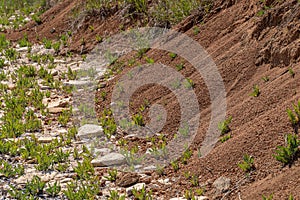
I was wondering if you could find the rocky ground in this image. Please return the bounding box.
[1,0,300,199]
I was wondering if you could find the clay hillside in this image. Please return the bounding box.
[1,0,300,199]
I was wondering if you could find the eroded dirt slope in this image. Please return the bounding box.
[5,0,300,199]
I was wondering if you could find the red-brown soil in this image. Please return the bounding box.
[5,0,300,199]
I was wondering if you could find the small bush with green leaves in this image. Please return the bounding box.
[104,169,118,182]
[0,160,24,178]
[74,157,95,180]
[42,38,52,49]
[250,85,260,97]
[18,34,31,47]
[286,100,300,133]
[63,179,100,200]
[108,190,125,200]
[132,113,144,126]
[58,109,72,126]
[220,133,231,143]
[238,154,255,173]
[218,116,232,135]
[100,109,117,139]
[262,194,273,200]
[132,185,152,200]
[46,181,61,197]
[171,160,179,172]
[274,133,299,166]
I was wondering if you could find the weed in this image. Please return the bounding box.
[74,157,95,180]
[67,66,77,80]
[262,194,273,200]
[218,116,232,135]
[184,78,195,89]
[274,133,299,166]
[184,189,196,200]
[250,85,260,97]
[46,181,61,197]
[53,41,61,53]
[286,100,300,133]
[181,148,192,164]
[0,160,24,178]
[132,185,152,200]
[0,58,5,68]
[262,76,269,82]
[145,57,154,64]
[18,34,31,47]
[5,48,18,61]
[238,154,255,173]
[289,68,295,78]
[42,38,52,49]
[32,14,42,24]
[105,169,118,182]
[193,26,200,35]
[132,113,144,126]
[171,160,179,172]
[190,174,199,186]
[220,134,231,143]
[169,52,177,59]
[109,190,125,200]
[58,109,72,127]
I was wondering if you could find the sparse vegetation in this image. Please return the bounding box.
[218,116,232,135]
[274,133,299,166]
[250,85,260,97]
[238,154,255,173]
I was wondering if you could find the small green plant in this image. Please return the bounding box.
[286,100,300,133]
[104,169,118,182]
[67,66,77,80]
[5,48,18,61]
[289,195,294,200]
[220,133,231,143]
[169,52,177,59]
[0,160,24,178]
[53,41,61,53]
[145,57,154,64]
[218,116,232,135]
[184,78,195,89]
[262,194,273,200]
[171,160,179,172]
[42,38,52,49]
[289,68,295,78]
[181,148,192,164]
[262,76,269,82]
[74,157,95,180]
[250,85,260,97]
[132,113,144,126]
[18,34,31,47]
[0,58,5,68]
[132,185,152,200]
[58,109,71,127]
[25,175,46,196]
[190,174,199,186]
[46,181,61,197]
[108,190,125,200]
[274,133,299,166]
[193,26,200,35]
[175,63,184,71]
[32,14,42,24]
[238,154,255,173]
[184,189,196,200]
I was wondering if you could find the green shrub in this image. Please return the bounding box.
[238,154,255,173]
[218,116,232,135]
[274,133,299,166]
[250,85,260,97]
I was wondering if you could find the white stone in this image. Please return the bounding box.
[91,152,125,167]
[78,124,103,140]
